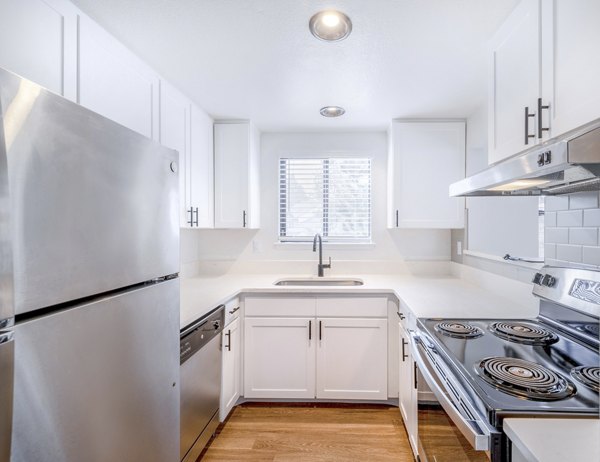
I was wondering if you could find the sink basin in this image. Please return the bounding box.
[274,278,364,286]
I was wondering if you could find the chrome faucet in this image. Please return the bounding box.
[312,233,331,277]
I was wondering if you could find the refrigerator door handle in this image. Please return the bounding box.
[0,331,14,345]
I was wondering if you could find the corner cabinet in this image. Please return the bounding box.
[488,0,600,164]
[387,121,465,229]
[214,122,260,229]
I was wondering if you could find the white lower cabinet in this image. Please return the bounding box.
[243,296,388,401]
[398,321,418,456]
[243,317,316,399]
[316,318,387,400]
[220,317,241,421]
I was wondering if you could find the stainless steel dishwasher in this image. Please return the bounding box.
[180,305,224,462]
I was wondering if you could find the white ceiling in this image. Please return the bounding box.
[70,0,519,132]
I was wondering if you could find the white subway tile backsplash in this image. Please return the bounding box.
[544,211,557,228]
[545,227,569,244]
[582,246,600,266]
[569,228,598,246]
[556,210,583,227]
[568,191,599,210]
[544,193,599,267]
[583,209,600,227]
[556,244,582,263]
[545,196,569,211]
[544,244,556,259]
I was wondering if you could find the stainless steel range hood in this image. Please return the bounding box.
[450,119,600,196]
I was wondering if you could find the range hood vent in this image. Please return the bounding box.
[450,119,600,197]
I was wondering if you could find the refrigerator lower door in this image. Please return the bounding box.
[11,279,180,462]
[0,68,179,316]
[0,331,14,462]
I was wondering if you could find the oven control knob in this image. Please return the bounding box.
[212,320,220,330]
[541,274,557,287]
[532,272,544,285]
[537,154,545,167]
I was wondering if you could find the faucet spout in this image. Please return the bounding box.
[312,233,331,277]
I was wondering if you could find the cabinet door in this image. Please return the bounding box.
[488,0,541,164]
[398,322,418,457]
[316,318,387,400]
[78,14,159,140]
[220,317,240,421]
[189,105,214,228]
[159,81,191,227]
[214,123,259,228]
[541,0,600,138]
[244,317,315,399]
[0,0,77,100]
[391,121,465,228]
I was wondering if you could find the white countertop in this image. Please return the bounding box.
[504,418,600,462]
[180,272,539,329]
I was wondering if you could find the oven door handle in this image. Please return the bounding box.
[410,331,493,451]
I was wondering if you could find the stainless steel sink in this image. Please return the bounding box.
[274,278,364,286]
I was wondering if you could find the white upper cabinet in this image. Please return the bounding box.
[388,121,465,229]
[0,0,77,100]
[540,0,600,137]
[488,0,600,164]
[488,0,541,164]
[159,83,214,228]
[78,14,159,140]
[189,105,214,228]
[159,81,191,227]
[214,122,260,229]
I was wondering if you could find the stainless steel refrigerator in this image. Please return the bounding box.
[0,67,181,462]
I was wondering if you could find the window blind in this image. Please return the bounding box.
[279,158,371,242]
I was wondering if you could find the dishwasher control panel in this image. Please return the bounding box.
[180,305,225,365]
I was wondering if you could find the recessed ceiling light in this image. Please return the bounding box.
[320,106,345,117]
[309,10,352,42]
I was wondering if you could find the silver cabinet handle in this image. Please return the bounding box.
[537,98,550,138]
[402,338,408,362]
[224,330,231,351]
[228,306,240,315]
[524,106,535,145]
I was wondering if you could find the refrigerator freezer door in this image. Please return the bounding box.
[0,332,14,462]
[0,68,179,315]
[11,279,180,462]
[0,78,13,326]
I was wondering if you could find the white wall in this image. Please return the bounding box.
[465,106,540,258]
[188,131,451,274]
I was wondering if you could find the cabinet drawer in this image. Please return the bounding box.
[224,296,241,326]
[244,297,316,317]
[316,297,387,317]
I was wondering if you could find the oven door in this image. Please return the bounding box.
[410,331,502,462]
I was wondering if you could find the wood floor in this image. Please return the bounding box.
[199,404,414,461]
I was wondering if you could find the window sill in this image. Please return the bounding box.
[462,250,544,270]
[274,241,376,250]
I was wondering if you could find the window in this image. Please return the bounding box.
[279,157,371,242]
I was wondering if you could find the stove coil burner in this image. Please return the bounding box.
[489,322,559,345]
[435,322,483,339]
[477,357,575,401]
[582,324,599,337]
[571,366,600,392]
